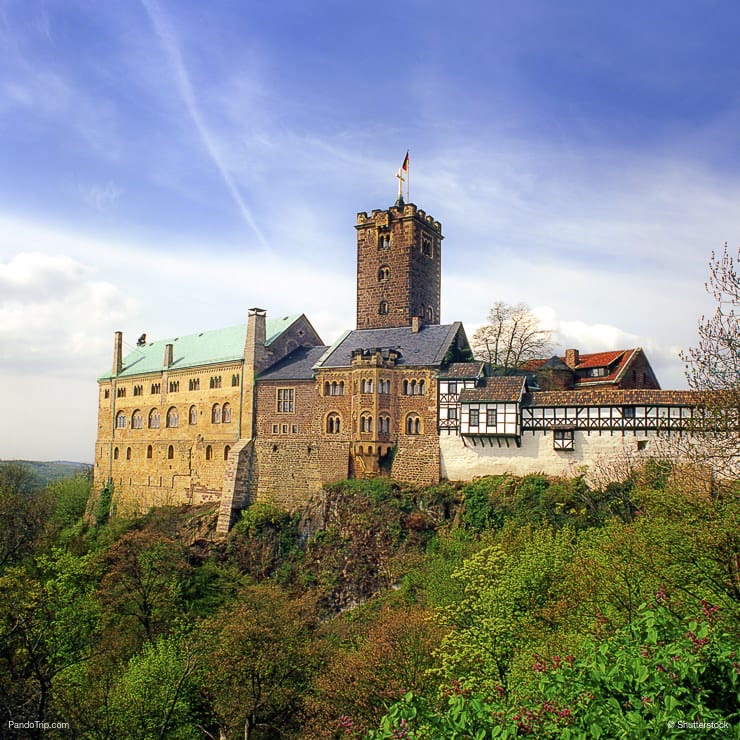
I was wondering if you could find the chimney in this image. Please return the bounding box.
[411,316,421,333]
[245,308,268,372]
[565,349,580,369]
[112,331,123,376]
[164,343,174,368]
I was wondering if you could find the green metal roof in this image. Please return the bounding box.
[99,315,300,380]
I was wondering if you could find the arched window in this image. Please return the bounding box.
[379,415,390,434]
[379,301,389,315]
[378,265,390,282]
[148,409,160,428]
[224,445,231,460]
[113,447,119,460]
[126,447,132,460]
[406,414,422,435]
[167,445,174,460]
[189,405,197,425]
[360,414,373,433]
[410,379,418,395]
[361,379,374,394]
[166,407,178,428]
[426,306,434,321]
[379,233,390,249]
[146,445,153,459]
[222,403,232,423]
[205,445,213,461]
[338,380,345,395]
[419,380,426,395]
[403,379,409,395]
[232,374,240,387]
[116,411,126,429]
[132,410,143,429]
[326,413,341,434]
[211,404,221,424]
[324,381,331,396]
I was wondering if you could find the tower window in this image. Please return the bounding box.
[326,413,341,434]
[360,414,373,433]
[405,414,422,435]
[379,232,390,249]
[379,301,389,315]
[378,265,390,282]
[421,237,432,257]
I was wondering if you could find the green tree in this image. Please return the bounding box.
[0,463,52,569]
[434,526,575,698]
[0,549,100,731]
[99,530,189,648]
[109,633,200,739]
[197,583,321,739]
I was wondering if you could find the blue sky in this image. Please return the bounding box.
[1,0,738,462]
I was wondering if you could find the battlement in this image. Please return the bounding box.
[356,204,442,233]
[350,347,401,367]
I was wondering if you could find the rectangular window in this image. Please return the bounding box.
[281,424,288,434]
[447,407,458,420]
[272,424,279,434]
[486,408,497,427]
[448,381,457,395]
[291,424,298,434]
[469,408,479,427]
[277,388,294,413]
[623,406,636,419]
[553,429,575,451]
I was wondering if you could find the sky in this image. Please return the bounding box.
[1,0,738,463]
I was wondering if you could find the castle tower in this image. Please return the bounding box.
[355,201,443,330]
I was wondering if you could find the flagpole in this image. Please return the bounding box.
[406,149,410,203]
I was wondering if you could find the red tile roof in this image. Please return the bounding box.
[523,349,641,387]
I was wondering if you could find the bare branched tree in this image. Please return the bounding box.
[471,301,553,373]
[675,244,740,480]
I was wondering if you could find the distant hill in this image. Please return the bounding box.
[0,460,92,487]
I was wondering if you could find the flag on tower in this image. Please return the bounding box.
[401,151,409,172]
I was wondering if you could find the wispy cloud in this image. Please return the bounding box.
[140,0,268,248]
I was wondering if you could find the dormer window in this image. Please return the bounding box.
[588,367,608,378]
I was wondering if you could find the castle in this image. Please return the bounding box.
[94,192,699,533]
